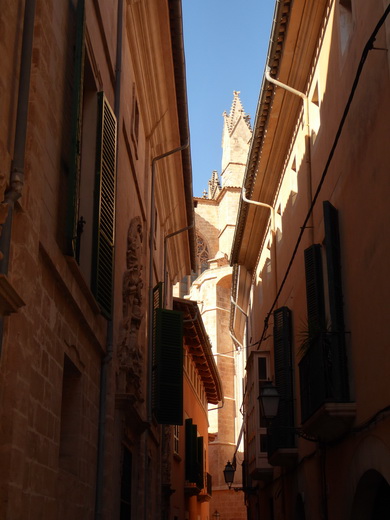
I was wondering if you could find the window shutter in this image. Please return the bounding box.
[270,307,295,449]
[66,0,85,256]
[152,282,163,412]
[323,201,349,401]
[323,201,344,333]
[154,308,183,425]
[153,282,163,311]
[196,436,204,489]
[304,244,326,337]
[185,419,198,482]
[91,92,117,318]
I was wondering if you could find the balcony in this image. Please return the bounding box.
[247,430,273,480]
[197,473,212,502]
[299,335,355,441]
[184,481,202,497]
[267,425,297,467]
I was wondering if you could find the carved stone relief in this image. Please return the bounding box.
[116,216,144,403]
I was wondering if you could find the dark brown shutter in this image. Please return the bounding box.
[66,0,85,256]
[185,419,198,482]
[269,307,295,451]
[323,201,349,401]
[323,201,344,333]
[197,436,204,489]
[154,308,183,425]
[304,244,326,337]
[91,92,117,318]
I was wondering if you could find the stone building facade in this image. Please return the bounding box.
[231,0,390,518]
[0,0,196,519]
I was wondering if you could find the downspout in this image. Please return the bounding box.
[229,263,247,351]
[94,0,123,518]
[0,0,36,351]
[147,141,189,423]
[241,185,278,304]
[0,0,36,273]
[230,295,248,351]
[265,66,314,242]
[163,222,194,308]
[145,142,190,520]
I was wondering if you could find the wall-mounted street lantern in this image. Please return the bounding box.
[259,382,318,442]
[212,510,220,520]
[223,461,235,489]
[223,461,256,493]
[258,381,280,421]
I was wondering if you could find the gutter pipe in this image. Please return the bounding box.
[0,0,36,354]
[265,66,314,240]
[163,222,194,308]
[0,0,36,275]
[241,185,278,305]
[147,141,189,423]
[230,294,248,352]
[241,185,275,234]
[94,1,123,518]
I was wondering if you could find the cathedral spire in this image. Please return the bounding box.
[221,91,252,187]
[223,91,251,134]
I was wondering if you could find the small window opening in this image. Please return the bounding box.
[59,355,82,474]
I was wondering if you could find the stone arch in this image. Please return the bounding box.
[294,493,306,520]
[216,272,232,290]
[350,470,390,519]
[347,435,390,519]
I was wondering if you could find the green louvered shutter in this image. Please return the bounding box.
[65,0,85,256]
[152,282,163,412]
[154,308,183,425]
[91,92,117,318]
[304,244,326,338]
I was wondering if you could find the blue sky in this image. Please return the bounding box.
[182,0,276,197]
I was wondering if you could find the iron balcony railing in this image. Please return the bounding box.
[299,334,349,424]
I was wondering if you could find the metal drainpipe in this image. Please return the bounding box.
[163,222,194,308]
[241,185,278,305]
[94,0,123,518]
[144,142,189,520]
[0,0,36,274]
[265,66,314,242]
[0,0,36,353]
[147,140,189,423]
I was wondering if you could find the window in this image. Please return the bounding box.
[59,355,82,474]
[153,308,184,425]
[300,203,349,421]
[185,419,204,488]
[197,234,209,274]
[65,0,117,318]
[174,425,180,455]
[256,353,270,449]
[268,307,295,454]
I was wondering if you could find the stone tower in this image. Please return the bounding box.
[189,92,252,519]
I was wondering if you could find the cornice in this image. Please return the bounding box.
[231,0,328,268]
[173,297,224,404]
